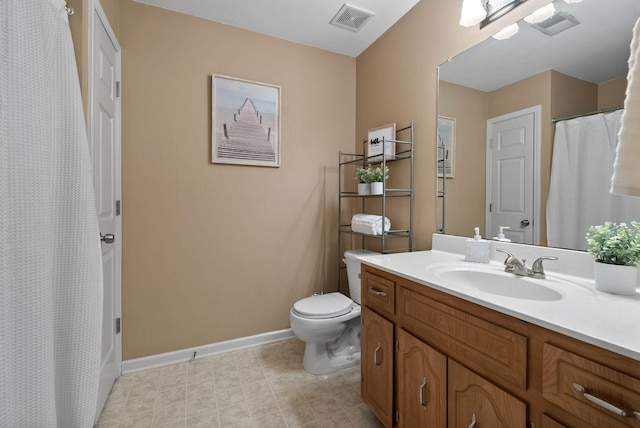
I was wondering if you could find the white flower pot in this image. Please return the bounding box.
[594,261,638,295]
[358,183,370,195]
[370,182,383,195]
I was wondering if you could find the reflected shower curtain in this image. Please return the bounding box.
[0,0,103,427]
[547,110,640,250]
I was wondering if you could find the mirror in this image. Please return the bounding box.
[437,0,640,249]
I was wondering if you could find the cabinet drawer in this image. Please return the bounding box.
[542,343,640,428]
[362,269,395,315]
[399,286,527,390]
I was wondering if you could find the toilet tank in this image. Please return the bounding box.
[344,249,379,305]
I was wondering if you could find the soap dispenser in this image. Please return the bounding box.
[493,226,511,242]
[465,227,490,263]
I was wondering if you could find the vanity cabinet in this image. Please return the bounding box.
[361,264,640,428]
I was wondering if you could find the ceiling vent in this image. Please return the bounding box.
[330,4,373,32]
[532,11,580,36]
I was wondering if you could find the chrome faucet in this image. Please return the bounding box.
[496,249,558,279]
[496,249,529,276]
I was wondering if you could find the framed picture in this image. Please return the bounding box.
[437,116,455,178]
[211,75,281,167]
[367,123,396,161]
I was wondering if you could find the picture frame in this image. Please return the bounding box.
[367,123,396,161]
[211,75,281,167]
[437,116,455,178]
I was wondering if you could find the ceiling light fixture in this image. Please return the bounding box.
[524,3,556,24]
[459,0,528,28]
[564,0,582,3]
[492,22,519,40]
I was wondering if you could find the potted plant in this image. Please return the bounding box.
[355,166,373,195]
[369,165,390,195]
[586,221,640,295]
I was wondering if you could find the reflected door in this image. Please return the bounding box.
[91,3,122,421]
[486,106,539,244]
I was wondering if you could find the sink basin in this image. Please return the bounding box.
[433,267,563,301]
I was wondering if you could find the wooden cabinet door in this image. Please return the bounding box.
[448,360,526,428]
[361,306,394,428]
[540,414,568,428]
[397,328,447,428]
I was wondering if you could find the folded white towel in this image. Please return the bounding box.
[611,17,640,197]
[351,214,391,236]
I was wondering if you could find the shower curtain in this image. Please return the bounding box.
[547,110,640,250]
[0,1,103,427]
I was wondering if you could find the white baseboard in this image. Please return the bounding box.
[121,328,295,374]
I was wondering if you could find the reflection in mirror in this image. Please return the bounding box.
[437,0,640,250]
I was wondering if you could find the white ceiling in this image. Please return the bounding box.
[440,0,640,92]
[132,0,421,57]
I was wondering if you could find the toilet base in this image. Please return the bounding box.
[301,319,361,375]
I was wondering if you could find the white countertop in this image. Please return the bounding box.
[359,235,640,361]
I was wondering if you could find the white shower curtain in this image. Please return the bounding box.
[547,110,640,250]
[0,1,103,427]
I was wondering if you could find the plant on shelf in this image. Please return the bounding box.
[370,165,390,183]
[355,165,373,195]
[355,166,373,184]
[586,221,640,295]
[586,221,640,266]
[369,165,389,195]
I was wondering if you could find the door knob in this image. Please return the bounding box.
[100,233,115,244]
[521,219,530,227]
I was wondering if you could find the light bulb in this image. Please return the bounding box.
[488,0,512,9]
[459,0,487,27]
[492,22,519,40]
[524,3,556,24]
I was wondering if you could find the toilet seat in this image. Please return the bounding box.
[293,292,354,319]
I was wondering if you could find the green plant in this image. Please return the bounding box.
[370,165,390,182]
[355,165,373,183]
[586,221,640,266]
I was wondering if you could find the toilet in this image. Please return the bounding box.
[290,249,378,375]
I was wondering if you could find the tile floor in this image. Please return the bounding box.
[95,338,384,428]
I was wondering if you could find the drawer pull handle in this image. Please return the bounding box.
[374,343,382,366]
[468,413,477,428]
[572,383,640,420]
[419,377,427,410]
[369,287,387,297]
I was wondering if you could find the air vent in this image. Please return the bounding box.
[330,4,373,32]
[532,11,580,36]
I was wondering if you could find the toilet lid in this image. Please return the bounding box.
[293,292,354,318]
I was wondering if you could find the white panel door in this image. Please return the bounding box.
[91,2,121,421]
[486,107,538,244]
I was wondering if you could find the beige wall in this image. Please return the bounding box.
[438,81,487,236]
[118,1,355,359]
[550,71,598,120]
[598,77,627,109]
[356,0,552,250]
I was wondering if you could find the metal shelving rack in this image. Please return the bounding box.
[337,122,414,292]
[437,135,447,234]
